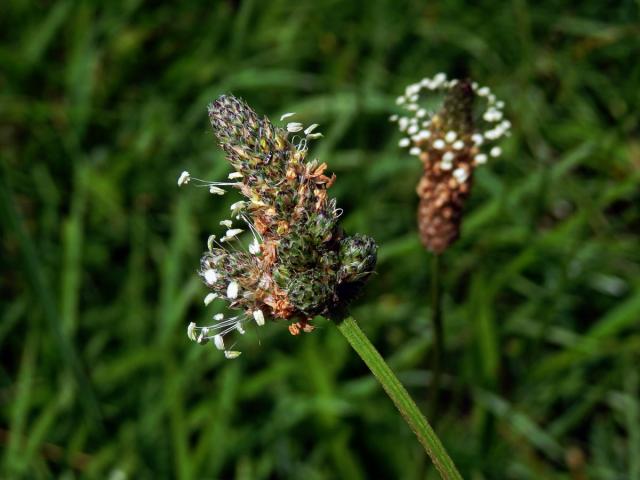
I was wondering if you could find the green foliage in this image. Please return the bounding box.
[1,0,639,478]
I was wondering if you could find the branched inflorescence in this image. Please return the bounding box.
[179,95,377,358]
[391,73,509,254]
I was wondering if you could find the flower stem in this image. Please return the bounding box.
[428,253,444,418]
[336,316,462,480]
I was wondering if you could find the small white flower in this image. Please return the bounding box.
[207,235,216,251]
[220,219,233,228]
[204,293,217,306]
[304,124,319,135]
[187,322,197,341]
[398,138,411,148]
[490,146,502,157]
[287,122,304,132]
[407,124,419,135]
[389,114,398,122]
[409,147,421,156]
[453,140,465,150]
[214,334,225,350]
[396,96,406,105]
[177,171,190,186]
[419,130,431,140]
[228,172,243,179]
[433,139,446,149]
[398,117,409,131]
[416,108,427,118]
[440,161,453,171]
[442,151,455,163]
[209,186,225,195]
[214,313,225,321]
[453,167,469,183]
[477,86,490,97]
[227,281,239,299]
[253,309,265,326]
[307,133,323,139]
[236,322,246,335]
[445,131,457,143]
[280,112,296,121]
[224,350,242,359]
[474,153,488,165]
[472,134,484,145]
[204,269,218,285]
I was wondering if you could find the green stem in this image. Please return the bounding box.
[429,253,444,418]
[336,316,462,480]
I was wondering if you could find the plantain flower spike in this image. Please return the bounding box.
[179,95,377,358]
[391,73,509,254]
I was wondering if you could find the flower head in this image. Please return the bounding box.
[391,74,509,253]
[179,95,377,358]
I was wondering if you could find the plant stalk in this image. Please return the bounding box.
[336,316,462,480]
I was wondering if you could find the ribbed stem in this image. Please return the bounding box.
[336,316,462,480]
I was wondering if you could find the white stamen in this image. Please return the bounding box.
[236,323,245,335]
[440,161,453,171]
[389,114,398,122]
[409,147,421,156]
[249,240,261,255]
[304,124,319,135]
[474,153,488,165]
[253,309,265,326]
[442,151,455,163]
[453,167,469,183]
[214,313,224,321]
[225,228,243,239]
[214,334,225,350]
[477,87,490,96]
[204,269,218,285]
[453,140,465,150]
[207,235,216,251]
[280,112,296,121]
[187,322,197,341]
[209,186,225,195]
[445,131,457,143]
[220,220,233,228]
[228,172,243,179]
[227,281,239,299]
[287,122,304,132]
[407,124,419,135]
[177,171,190,186]
[472,134,484,145]
[416,109,427,118]
[433,139,445,149]
[490,146,502,158]
[398,138,411,148]
[204,293,217,306]
[224,350,242,359]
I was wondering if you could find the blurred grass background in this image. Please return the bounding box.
[1,0,640,478]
